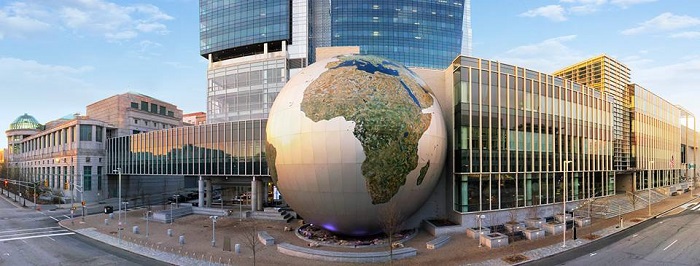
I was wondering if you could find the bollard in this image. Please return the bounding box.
[167,228,173,237]
[179,235,185,245]
[234,244,241,254]
[109,213,114,219]
[104,219,109,225]
[133,226,140,234]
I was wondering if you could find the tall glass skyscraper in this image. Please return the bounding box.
[201,0,472,123]
[310,0,470,69]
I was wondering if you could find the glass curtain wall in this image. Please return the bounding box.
[452,56,615,213]
[107,120,268,176]
[631,85,682,191]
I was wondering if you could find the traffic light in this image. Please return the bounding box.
[3,180,7,187]
[81,201,85,206]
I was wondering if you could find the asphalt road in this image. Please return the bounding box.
[525,201,700,266]
[0,193,171,266]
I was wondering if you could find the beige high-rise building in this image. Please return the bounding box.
[86,92,183,137]
[554,55,632,172]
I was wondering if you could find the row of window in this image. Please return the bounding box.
[130,101,175,117]
[15,124,104,154]
[16,165,103,192]
[107,120,269,176]
[132,118,178,130]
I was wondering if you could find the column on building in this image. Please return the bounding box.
[205,178,212,208]
[198,176,204,208]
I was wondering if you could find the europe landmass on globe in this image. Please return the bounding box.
[299,55,434,204]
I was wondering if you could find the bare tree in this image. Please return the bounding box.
[378,201,406,265]
[627,190,639,210]
[241,219,264,266]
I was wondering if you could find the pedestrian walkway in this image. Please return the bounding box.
[3,185,695,266]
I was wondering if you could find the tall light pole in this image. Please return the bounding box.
[145,210,152,238]
[648,161,654,217]
[563,160,573,248]
[210,215,218,247]
[478,214,485,248]
[112,168,122,244]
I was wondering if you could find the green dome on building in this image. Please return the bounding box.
[9,113,44,130]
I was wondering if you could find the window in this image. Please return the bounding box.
[83,166,92,191]
[167,111,174,117]
[79,125,92,141]
[95,126,103,142]
[97,166,102,190]
[141,101,148,111]
[134,118,138,124]
[132,130,140,134]
[86,157,91,163]
[130,102,139,109]
[159,106,166,115]
[150,103,158,113]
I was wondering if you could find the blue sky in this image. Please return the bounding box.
[1,0,699,149]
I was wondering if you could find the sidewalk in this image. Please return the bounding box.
[33,190,700,265]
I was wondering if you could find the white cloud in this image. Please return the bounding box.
[623,13,700,35]
[520,5,567,22]
[494,35,590,73]
[670,31,700,39]
[0,57,99,142]
[0,0,173,41]
[0,3,51,39]
[631,58,700,119]
[610,0,657,8]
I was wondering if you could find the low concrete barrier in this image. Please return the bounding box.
[426,235,450,250]
[277,242,417,263]
[258,231,275,246]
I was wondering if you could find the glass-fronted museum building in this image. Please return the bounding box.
[450,56,616,213]
[106,120,268,176]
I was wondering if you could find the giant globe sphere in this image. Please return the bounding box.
[266,55,447,236]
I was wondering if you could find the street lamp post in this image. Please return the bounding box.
[478,214,485,248]
[145,210,152,238]
[210,216,218,247]
[112,168,122,244]
[648,161,654,217]
[563,160,573,248]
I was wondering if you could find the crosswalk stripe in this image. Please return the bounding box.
[691,204,700,211]
[0,226,62,234]
[0,232,74,242]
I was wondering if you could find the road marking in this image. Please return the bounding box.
[692,204,700,211]
[63,215,71,219]
[0,232,73,242]
[590,253,597,256]
[632,234,638,238]
[49,216,59,221]
[663,240,678,251]
[0,226,63,234]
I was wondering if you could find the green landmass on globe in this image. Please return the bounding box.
[299,55,434,204]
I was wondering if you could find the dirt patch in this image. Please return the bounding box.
[630,218,644,222]
[502,254,529,264]
[582,234,600,240]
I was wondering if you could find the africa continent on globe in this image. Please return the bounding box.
[266,55,447,236]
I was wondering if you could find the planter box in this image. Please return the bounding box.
[504,222,526,233]
[525,218,545,229]
[574,216,591,227]
[555,213,572,223]
[523,228,545,240]
[479,233,509,248]
[466,227,491,239]
[543,222,564,235]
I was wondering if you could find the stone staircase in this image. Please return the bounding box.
[249,207,295,223]
[590,189,668,219]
